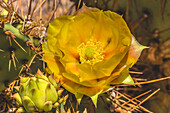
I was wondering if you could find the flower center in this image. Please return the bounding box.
[77,39,104,65]
[85,47,94,59]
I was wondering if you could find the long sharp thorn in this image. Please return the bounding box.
[112,90,151,112]
[3,103,6,111]
[129,71,143,74]
[27,0,33,17]
[77,0,81,10]
[122,90,152,106]
[30,0,39,19]
[34,0,47,14]
[28,54,36,67]
[8,36,12,46]
[13,38,27,53]
[10,0,14,11]
[40,0,42,20]
[12,57,17,70]
[14,56,19,63]
[10,0,19,24]
[8,60,11,71]
[19,0,23,17]
[18,66,23,76]
[130,89,160,112]
[0,49,5,52]
[134,77,170,85]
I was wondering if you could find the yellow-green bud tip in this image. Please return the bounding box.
[85,47,94,59]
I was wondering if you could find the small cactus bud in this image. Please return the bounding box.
[22,96,36,112]
[13,70,60,112]
[20,77,29,83]
[43,101,53,112]
[48,75,58,88]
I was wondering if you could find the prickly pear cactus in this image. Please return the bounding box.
[13,70,68,112]
[0,24,35,92]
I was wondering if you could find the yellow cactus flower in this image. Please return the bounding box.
[42,5,147,105]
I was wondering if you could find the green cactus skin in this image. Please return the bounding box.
[13,71,60,112]
[3,23,33,42]
[0,20,44,92]
[0,27,35,92]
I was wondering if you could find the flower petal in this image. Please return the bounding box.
[127,35,148,67]
[116,35,148,69]
[62,72,106,87]
[42,42,65,77]
[47,16,71,57]
[110,70,134,85]
[65,63,79,75]
[76,46,129,81]
[101,64,131,85]
[76,85,111,97]
[103,11,132,59]
[60,76,111,97]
